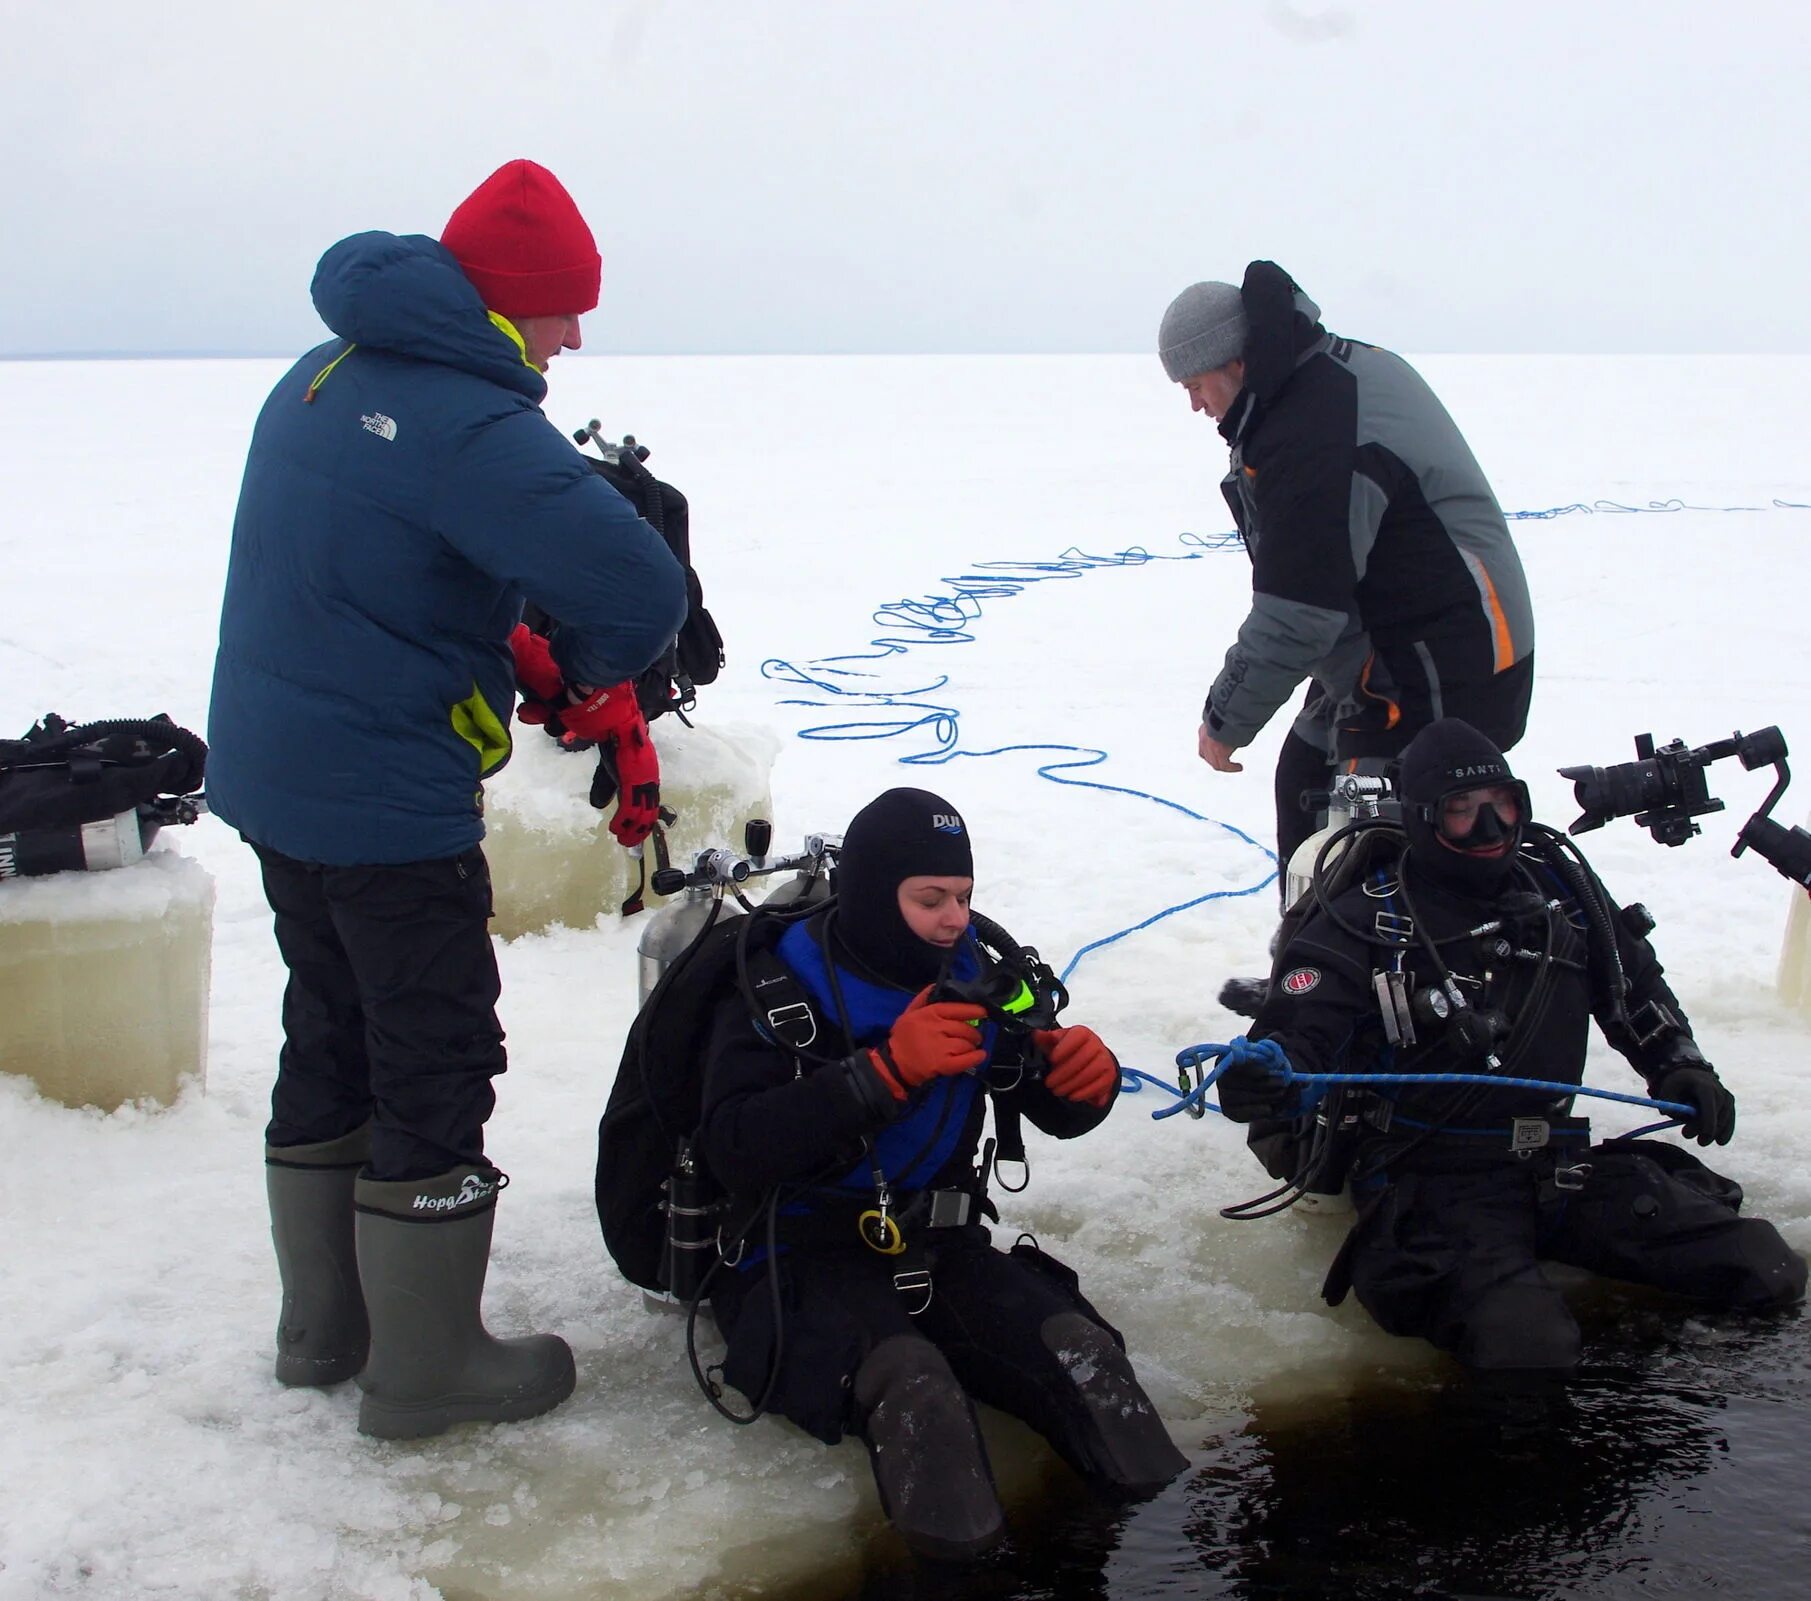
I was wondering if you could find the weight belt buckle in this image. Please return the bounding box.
[1509,1117,1550,1154]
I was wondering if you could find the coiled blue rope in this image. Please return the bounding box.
[763,498,1808,1002]
[1508,497,1811,519]
[760,532,1276,981]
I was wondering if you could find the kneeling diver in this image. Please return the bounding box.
[1218,719,1806,1381]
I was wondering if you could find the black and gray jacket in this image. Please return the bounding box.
[1204,261,1535,759]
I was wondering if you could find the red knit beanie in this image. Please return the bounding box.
[440,159,602,318]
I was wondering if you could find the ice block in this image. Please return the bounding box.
[0,848,215,1109]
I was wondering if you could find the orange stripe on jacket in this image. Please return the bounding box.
[1475,564,1516,672]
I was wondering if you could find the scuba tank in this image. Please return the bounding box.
[633,820,841,1000]
[1284,772,1397,910]
[636,885,740,1004]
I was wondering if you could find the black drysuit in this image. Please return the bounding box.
[695,914,1177,1497]
[1221,837,1805,1373]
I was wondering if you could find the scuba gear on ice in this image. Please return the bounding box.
[570,423,724,724]
[0,714,207,879]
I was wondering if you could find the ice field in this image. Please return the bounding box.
[1,351,1809,1599]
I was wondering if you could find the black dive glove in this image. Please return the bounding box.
[1648,1038,1736,1147]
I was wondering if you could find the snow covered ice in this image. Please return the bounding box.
[1,351,1808,1600]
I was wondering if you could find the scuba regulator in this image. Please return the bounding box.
[931,910,1068,1037]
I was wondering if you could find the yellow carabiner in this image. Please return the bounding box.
[857,1208,906,1255]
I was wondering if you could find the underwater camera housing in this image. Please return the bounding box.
[1560,726,1811,887]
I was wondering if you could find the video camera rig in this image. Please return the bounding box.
[1562,726,1811,888]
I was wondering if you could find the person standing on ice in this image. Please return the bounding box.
[1216,718,1806,1386]
[207,159,686,1439]
[1159,262,1536,881]
[697,788,1186,1561]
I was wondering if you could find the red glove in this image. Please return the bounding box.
[867,987,987,1101]
[509,624,564,700]
[1031,1026,1119,1108]
[561,682,661,845]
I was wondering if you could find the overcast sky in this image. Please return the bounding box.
[7,1,1806,357]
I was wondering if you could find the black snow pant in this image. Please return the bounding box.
[253,841,506,1181]
[710,1226,1165,1486]
[1341,1142,1807,1373]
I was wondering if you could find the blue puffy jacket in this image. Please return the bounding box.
[207,231,687,864]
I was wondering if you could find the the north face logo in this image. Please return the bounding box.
[360,412,398,441]
[930,813,964,835]
[412,1172,496,1212]
[1281,967,1321,995]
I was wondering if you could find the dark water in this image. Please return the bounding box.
[802,1294,1810,1600]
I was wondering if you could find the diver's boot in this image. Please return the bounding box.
[353,1165,576,1440]
[854,1335,1005,1563]
[1219,923,1287,1019]
[1217,976,1270,1018]
[267,1124,371,1386]
[1040,1312,1188,1493]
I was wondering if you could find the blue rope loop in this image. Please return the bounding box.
[1150,1035,1693,1128]
[760,533,1278,983]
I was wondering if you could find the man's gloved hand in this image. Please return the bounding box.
[1653,1064,1737,1147]
[1030,1025,1118,1108]
[562,682,661,845]
[606,711,662,847]
[866,986,987,1101]
[1215,1058,1295,1125]
[509,624,565,724]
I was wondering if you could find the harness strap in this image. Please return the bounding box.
[742,945,823,1051]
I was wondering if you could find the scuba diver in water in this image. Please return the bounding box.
[696,786,1186,1560]
[1217,718,1806,1384]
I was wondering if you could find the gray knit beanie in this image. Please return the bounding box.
[1158,281,1248,381]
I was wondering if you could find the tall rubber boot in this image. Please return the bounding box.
[1039,1312,1188,1493]
[354,1165,576,1440]
[854,1335,1005,1563]
[267,1124,371,1386]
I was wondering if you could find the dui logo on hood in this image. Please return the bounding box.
[1281,966,1321,995]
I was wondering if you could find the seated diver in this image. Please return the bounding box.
[1216,718,1807,1384]
[697,786,1186,1560]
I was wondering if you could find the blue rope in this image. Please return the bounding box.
[1151,1036,1692,1127]
[763,497,1809,989]
[760,533,1275,981]
[1507,497,1811,519]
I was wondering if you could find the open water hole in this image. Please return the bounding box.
[777,1293,1809,1600]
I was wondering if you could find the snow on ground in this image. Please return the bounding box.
[1,352,1808,1600]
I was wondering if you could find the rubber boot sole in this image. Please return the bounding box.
[357,1342,577,1440]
